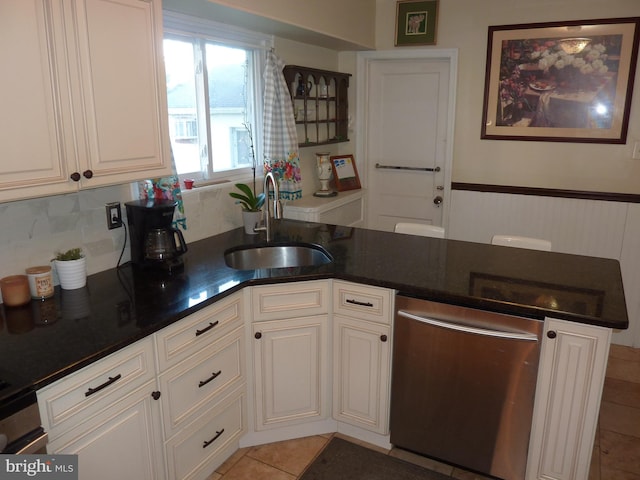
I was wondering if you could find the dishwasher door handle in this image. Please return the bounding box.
[398,310,539,341]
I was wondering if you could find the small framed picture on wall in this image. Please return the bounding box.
[395,0,439,46]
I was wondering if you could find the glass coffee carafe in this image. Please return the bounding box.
[144,228,187,261]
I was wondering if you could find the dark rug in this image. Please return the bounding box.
[300,437,452,480]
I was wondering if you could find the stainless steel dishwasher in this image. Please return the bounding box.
[390,295,542,480]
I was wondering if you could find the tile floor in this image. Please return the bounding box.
[207,344,640,480]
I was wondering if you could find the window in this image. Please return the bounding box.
[163,13,271,183]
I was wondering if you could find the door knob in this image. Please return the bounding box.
[82,170,93,179]
[433,196,443,206]
[70,172,81,182]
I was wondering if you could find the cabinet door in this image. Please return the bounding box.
[47,380,165,480]
[70,0,170,186]
[333,315,391,434]
[252,316,328,430]
[0,0,77,201]
[526,318,611,480]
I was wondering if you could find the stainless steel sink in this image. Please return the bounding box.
[224,243,333,270]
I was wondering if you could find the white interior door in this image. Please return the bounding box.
[357,51,456,233]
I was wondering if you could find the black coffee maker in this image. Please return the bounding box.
[125,199,187,272]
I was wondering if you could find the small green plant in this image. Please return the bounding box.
[229,183,265,212]
[54,247,84,261]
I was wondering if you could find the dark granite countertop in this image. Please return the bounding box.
[0,220,628,410]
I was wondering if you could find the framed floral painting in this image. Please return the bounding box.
[481,17,640,143]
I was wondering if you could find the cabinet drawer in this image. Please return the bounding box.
[159,326,244,439]
[155,292,242,371]
[332,281,394,324]
[252,280,329,321]
[38,337,155,435]
[165,389,245,480]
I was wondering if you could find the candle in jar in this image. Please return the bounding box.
[0,275,31,307]
[26,266,54,299]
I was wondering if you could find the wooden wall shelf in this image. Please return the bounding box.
[283,65,351,148]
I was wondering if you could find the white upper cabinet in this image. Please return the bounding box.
[0,0,171,202]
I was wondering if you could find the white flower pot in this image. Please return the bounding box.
[54,257,87,290]
[242,210,262,235]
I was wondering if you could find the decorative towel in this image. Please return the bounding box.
[263,50,302,200]
[138,146,187,230]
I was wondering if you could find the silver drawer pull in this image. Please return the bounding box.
[398,311,539,341]
[198,370,222,388]
[85,374,122,397]
[375,163,440,172]
[346,298,373,307]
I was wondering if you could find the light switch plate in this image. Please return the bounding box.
[633,141,640,160]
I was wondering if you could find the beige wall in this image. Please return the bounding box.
[207,0,375,49]
[375,0,640,194]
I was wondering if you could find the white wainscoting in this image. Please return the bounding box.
[448,189,640,347]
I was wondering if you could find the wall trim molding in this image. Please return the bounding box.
[452,183,640,204]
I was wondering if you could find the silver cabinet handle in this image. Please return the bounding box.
[398,311,539,341]
[375,163,440,172]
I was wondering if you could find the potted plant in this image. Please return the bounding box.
[229,121,266,234]
[230,183,265,234]
[53,247,87,290]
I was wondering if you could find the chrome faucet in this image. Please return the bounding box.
[254,172,282,242]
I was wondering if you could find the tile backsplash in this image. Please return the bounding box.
[0,181,248,295]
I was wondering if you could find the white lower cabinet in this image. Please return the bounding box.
[283,190,366,227]
[250,281,330,431]
[156,293,246,480]
[39,280,614,480]
[526,317,611,480]
[39,292,246,480]
[38,338,165,480]
[158,326,244,439]
[164,387,245,480]
[252,315,329,430]
[333,316,391,434]
[332,281,393,435]
[46,379,164,480]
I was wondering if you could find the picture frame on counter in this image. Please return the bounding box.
[330,155,361,191]
[480,17,640,144]
[395,0,438,47]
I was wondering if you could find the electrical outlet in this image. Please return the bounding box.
[106,202,122,230]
